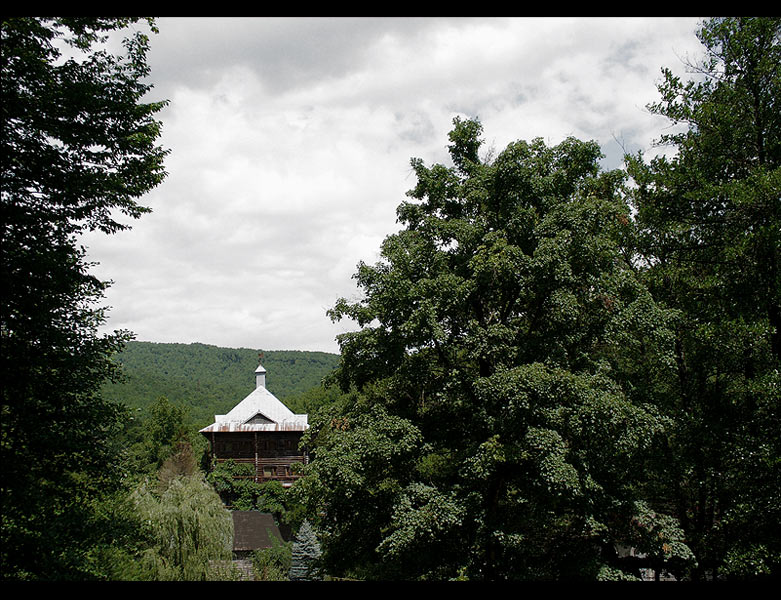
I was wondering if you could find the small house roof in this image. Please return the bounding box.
[199,367,308,434]
[232,511,283,551]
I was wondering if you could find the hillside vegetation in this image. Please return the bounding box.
[101,341,340,427]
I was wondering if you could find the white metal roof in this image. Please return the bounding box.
[199,367,308,434]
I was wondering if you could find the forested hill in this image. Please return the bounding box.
[101,341,340,428]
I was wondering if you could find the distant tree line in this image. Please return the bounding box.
[101,341,340,427]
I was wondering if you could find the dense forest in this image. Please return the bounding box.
[101,341,340,427]
[2,17,779,581]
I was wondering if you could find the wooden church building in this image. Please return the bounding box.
[200,362,308,487]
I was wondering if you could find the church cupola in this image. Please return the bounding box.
[255,363,266,389]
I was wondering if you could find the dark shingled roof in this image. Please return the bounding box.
[232,511,284,552]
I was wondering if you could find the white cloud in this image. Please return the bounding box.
[81,17,704,354]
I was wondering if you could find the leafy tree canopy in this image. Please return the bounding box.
[300,117,681,580]
[626,16,781,580]
[1,17,168,579]
[131,473,236,581]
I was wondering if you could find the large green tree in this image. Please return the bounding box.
[627,17,781,579]
[130,473,236,581]
[1,18,168,579]
[299,118,686,580]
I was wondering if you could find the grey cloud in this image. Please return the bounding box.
[148,17,472,99]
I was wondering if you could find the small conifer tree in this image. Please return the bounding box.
[289,520,322,581]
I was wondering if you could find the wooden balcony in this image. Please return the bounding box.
[214,455,306,487]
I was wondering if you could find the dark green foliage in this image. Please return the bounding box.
[208,460,288,514]
[252,536,292,581]
[206,460,312,531]
[297,397,428,579]
[1,17,167,580]
[101,341,340,427]
[208,460,257,510]
[301,118,680,580]
[146,396,190,468]
[627,17,781,580]
[285,382,349,416]
[117,395,207,478]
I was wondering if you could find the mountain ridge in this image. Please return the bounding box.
[101,340,341,428]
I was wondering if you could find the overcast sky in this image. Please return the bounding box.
[80,17,705,355]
